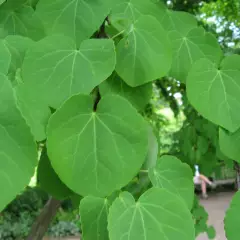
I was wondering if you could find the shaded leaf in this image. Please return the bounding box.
[197,136,208,155]
[207,226,216,239]
[0,74,37,211]
[0,2,45,40]
[224,190,240,240]
[15,82,51,141]
[187,56,240,132]
[80,196,110,240]
[99,73,152,110]
[149,155,194,209]
[108,188,195,240]
[219,128,240,162]
[47,94,148,197]
[4,35,34,79]
[37,147,73,200]
[0,40,11,74]
[22,36,116,108]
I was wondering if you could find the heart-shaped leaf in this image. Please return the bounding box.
[108,188,195,240]
[36,0,116,44]
[80,196,111,240]
[47,94,148,196]
[116,15,172,86]
[110,0,166,30]
[149,155,194,209]
[169,27,222,82]
[0,2,45,40]
[99,73,152,110]
[219,128,240,162]
[224,190,240,240]
[160,10,197,35]
[187,55,240,132]
[0,74,37,211]
[22,36,116,108]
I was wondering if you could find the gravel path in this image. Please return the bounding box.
[197,191,235,240]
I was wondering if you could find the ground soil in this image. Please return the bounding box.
[197,191,234,240]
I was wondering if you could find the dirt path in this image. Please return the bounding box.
[197,191,235,240]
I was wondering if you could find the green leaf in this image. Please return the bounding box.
[15,82,51,141]
[0,40,11,74]
[169,27,222,82]
[99,73,152,110]
[47,94,148,197]
[192,195,210,237]
[142,126,158,170]
[108,188,195,240]
[22,36,116,108]
[198,152,217,176]
[187,56,240,132]
[197,136,208,155]
[0,3,45,40]
[0,0,6,6]
[219,128,240,162]
[36,0,115,44]
[160,10,197,35]
[37,147,73,200]
[224,190,240,240]
[4,35,34,79]
[110,0,166,30]
[207,226,216,239]
[80,196,110,240]
[149,155,194,209]
[116,15,172,86]
[0,74,37,211]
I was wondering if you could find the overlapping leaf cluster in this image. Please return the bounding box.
[0,0,240,239]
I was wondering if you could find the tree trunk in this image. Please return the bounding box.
[26,197,61,240]
[234,162,240,190]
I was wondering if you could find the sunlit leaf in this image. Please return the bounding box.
[99,73,152,110]
[116,15,172,86]
[142,126,158,170]
[169,27,222,82]
[149,155,194,209]
[187,56,240,132]
[160,10,197,35]
[47,94,148,196]
[108,188,195,240]
[36,0,116,45]
[110,0,166,30]
[0,74,37,211]
[22,36,116,108]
